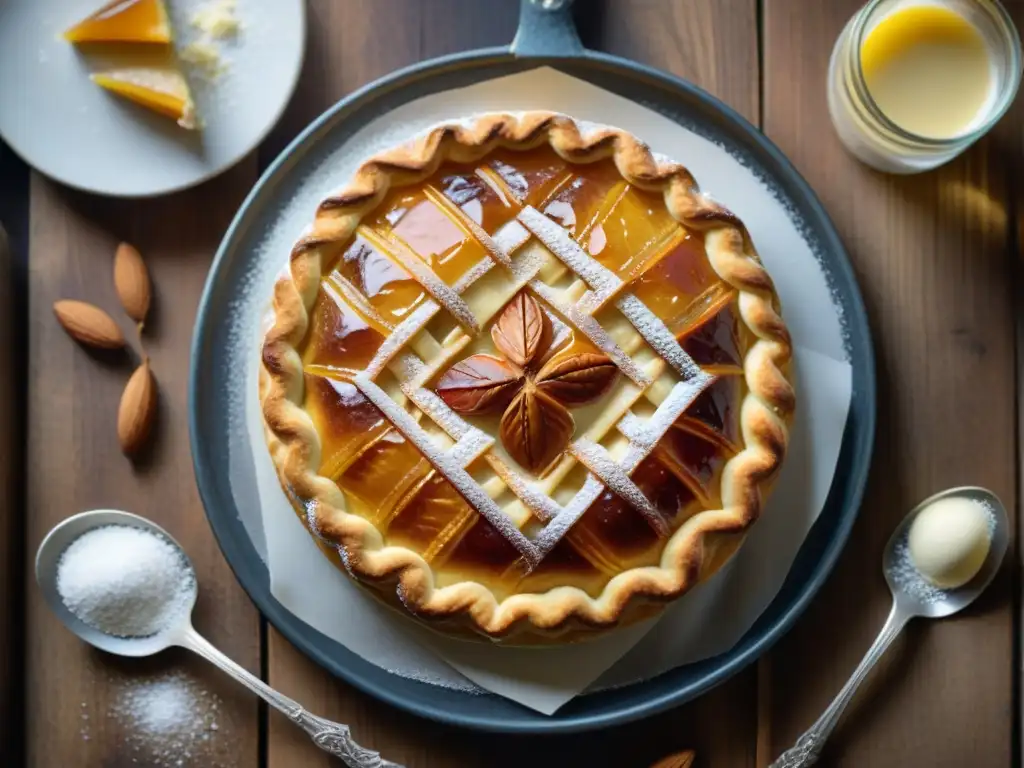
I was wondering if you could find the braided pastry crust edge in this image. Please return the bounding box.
[260,112,795,642]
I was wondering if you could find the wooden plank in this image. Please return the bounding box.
[270,632,758,767]
[1011,8,1024,767]
[762,1,1018,766]
[24,164,263,766]
[1004,8,1024,764]
[265,1,760,766]
[0,141,28,768]
[578,0,759,124]
[0,220,19,767]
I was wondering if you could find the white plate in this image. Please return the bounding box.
[0,0,305,197]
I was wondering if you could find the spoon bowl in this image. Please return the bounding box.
[35,509,197,657]
[883,485,1009,619]
[771,485,1009,767]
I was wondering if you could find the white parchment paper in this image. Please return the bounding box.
[232,68,853,715]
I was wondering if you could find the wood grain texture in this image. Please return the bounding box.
[763,1,1019,766]
[577,0,758,124]
[0,222,18,766]
[21,0,1018,765]
[24,166,263,767]
[1017,110,1024,768]
[0,142,28,767]
[265,1,760,766]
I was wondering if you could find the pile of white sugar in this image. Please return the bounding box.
[110,671,231,767]
[56,525,195,638]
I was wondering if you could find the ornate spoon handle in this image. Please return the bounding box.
[769,603,911,768]
[179,626,403,768]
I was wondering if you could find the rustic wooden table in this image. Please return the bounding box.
[3,1,1021,766]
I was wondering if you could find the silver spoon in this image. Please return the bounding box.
[770,486,1009,767]
[36,509,403,768]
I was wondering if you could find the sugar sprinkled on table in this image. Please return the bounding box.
[110,671,231,767]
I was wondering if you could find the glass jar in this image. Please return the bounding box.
[828,0,1022,173]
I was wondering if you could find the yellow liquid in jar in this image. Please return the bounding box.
[860,4,993,139]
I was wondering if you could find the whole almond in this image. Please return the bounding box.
[650,751,695,768]
[118,359,157,456]
[53,299,125,349]
[113,242,151,325]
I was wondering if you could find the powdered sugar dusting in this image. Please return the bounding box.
[447,429,493,466]
[886,537,949,606]
[617,294,704,380]
[364,300,438,379]
[451,256,496,294]
[390,350,427,385]
[354,375,540,566]
[518,205,622,297]
[532,474,606,555]
[618,375,716,462]
[485,455,563,522]
[383,667,487,692]
[493,219,532,256]
[379,237,480,333]
[529,279,649,386]
[404,385,474,440]
[571,438,669,537]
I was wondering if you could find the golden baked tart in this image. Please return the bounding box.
[260,113,794,643]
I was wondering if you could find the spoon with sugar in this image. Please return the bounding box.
[770,486,1008,767]
[36,509,403,768]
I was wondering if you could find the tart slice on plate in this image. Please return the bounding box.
[65,0,198,130]
[259,113,795,644]
[90,51,198,130]
[64,0,172,44]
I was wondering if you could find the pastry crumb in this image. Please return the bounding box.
[190,0,241,40]
[181,40,227,80]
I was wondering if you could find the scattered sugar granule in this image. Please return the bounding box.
[80,701,91,742]
[111,672,230,768]
[56,525,194,638]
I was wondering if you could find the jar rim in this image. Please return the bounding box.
[849,0,1023,147]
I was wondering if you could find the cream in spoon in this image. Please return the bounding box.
[907,496,993,589]
[771,487,1008,767]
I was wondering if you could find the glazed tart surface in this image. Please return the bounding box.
[260,113,794,642]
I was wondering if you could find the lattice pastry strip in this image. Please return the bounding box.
[382,331,719,571]
[346,170,731,567]
[519,203,709,382]
[353,374,542,566]
[363,237,545,382]
[382,275,692,548]
[261,113,794,641]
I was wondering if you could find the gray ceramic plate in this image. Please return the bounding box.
[190,2,876,734]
